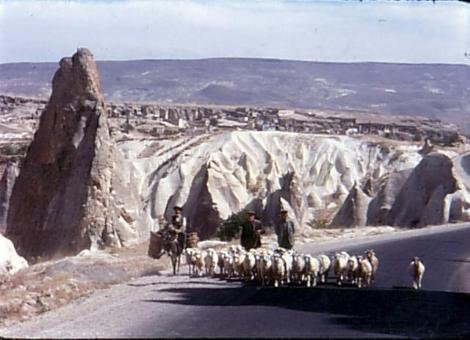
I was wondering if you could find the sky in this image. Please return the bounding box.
[0,0,469,64]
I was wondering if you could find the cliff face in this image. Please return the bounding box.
[0,161,19,233]
[335,152,470,228]
[131,131,422,236]
[6,49,137,259]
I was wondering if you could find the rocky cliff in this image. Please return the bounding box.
[123,131,422,237]
[335,152,470,228]
[0,161,19,233]
[6,49,147,259]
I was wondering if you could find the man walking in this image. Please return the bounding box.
[275,209,295,250]
[240,210,265,251]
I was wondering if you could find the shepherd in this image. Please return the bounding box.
[240,210,265,251]
[275,209,295,250]
[171,205,187,251]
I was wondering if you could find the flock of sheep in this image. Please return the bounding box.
[183,246,426,290]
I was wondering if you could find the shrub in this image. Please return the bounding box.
[307,218,330,229]
[217,210,248,241]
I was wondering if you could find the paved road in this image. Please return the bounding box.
[1,224,469,338]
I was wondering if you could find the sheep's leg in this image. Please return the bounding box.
[312,275,317,287]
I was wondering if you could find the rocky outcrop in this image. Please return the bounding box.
[330,182,371,228]
[335,152,470,228]
[6,48,145,259]
[366,169,413,226]
[387,153,457,227]
[136,131,422,236]
[0,161,19,233]
[0,234,28,276]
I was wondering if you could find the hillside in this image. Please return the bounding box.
[1,58,469,124]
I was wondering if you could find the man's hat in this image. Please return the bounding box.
[280,209,288,214]
[246,210,256,216]
[173,206,183,211]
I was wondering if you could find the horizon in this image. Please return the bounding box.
[0,0,468,65]
[2,55,470,67]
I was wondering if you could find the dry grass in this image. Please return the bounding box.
[0,241,171,328]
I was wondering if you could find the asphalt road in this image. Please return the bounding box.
[1,224,469,338]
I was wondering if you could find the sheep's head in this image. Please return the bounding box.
[365,249,375,259]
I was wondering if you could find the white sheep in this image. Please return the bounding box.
[204,248,218,276]
[257,253,272,286]
[271,254,286,287]
[243,252,257,281]
[232,252,246,278]
[224,253,235,279]
[357,255,372,288]
[347,256,359,285]
[317,254,331,284]
[192,250,206,277]
[333,251,350,286]
[408,257,425,290]
[364,249,379,281]
[281,250,294,284]
[292,253,307,285]
[217,250,229,276]
[184,247,198,276]
[304,255,320,287]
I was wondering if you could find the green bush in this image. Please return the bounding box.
[307,218,330,229]
[217,210,249,241]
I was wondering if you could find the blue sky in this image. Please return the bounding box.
[0,0,468,64]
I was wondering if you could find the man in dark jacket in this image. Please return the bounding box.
[170,206,187,250]
[275,209,295,249]
[240,211,265,250]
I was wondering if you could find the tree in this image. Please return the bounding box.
[217,210,249,241]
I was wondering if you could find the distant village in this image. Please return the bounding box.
[0,94,466,147]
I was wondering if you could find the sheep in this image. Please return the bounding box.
[333,251,350,286]
[271,254,287,287]
[257,253,272,286]
[228,245,245,255]
[192,250,206,277]
[357,255,372,288]
[409,257,425,290]
[204,248,218,276]
[243,252,257,281]
[346,255,360,285]
[317,254,331,284]
[291,253,307,285]
[224,253,235,279]
[281,250,294,284]
[184,247,198,276]
[365,249,379,281]
[232,252,246,278]
[217,250,229,276]
[304,255,320,287]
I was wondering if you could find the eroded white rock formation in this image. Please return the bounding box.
[338,151,470,228]
[0,234,28,276]
[0,161,19,233]
[6,49,148,259]
[120,131,422,237]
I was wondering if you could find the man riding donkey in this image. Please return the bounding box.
[150,205,187,274]
[166,205,187,251]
